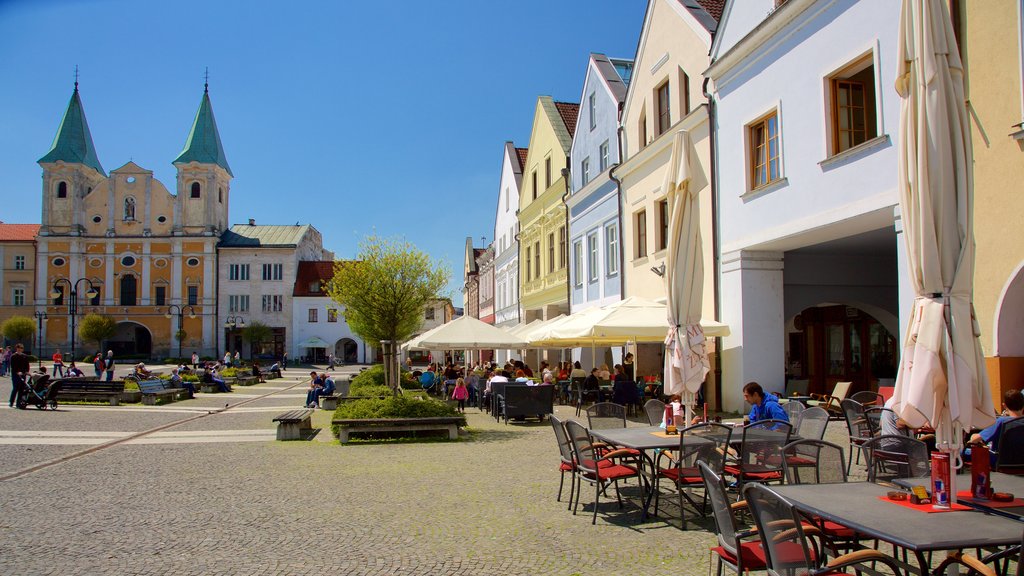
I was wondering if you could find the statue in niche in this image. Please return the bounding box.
[124,197,136,221]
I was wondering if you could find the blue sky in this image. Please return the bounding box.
[0,0,646,305]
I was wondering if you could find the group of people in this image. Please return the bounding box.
[304,371,336,408]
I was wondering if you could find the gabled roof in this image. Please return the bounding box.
[38,86,105,176]
[293,261,337,296]
[515,147,529,172]
[690,0,724,27]
[554,101,580,138]
[219,224,310,247]
[174,87,232,176]
[0,224,40,241]
[591,53,632,103]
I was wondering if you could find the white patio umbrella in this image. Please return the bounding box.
[661,130,710,423]
[403,315,528,350]
[891,0,994,469]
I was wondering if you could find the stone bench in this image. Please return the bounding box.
[331,416,465,444]
[234,375,259,386]
[319,394,341,411]
[54,379,126,406]
[272,409,314,440]
[266,369,282,380]
[138,379,186,405]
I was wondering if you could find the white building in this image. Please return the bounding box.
[291,261,373,364]
[493,143,526,363]
[706,0,906,411]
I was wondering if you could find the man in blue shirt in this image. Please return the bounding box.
[970,389,1023,455]
[743,381,789,423]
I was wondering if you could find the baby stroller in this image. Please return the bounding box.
[17,373,60,410]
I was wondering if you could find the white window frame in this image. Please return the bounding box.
[573,240,583,288]
[14,255,25,270]
[599,141,609,173]
[587,232,599,283]
[605,223,619,277]
[308,308,318,323]
[581,157,590,186]
[589,92,597,130]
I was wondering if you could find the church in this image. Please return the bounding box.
[36,81,230,361]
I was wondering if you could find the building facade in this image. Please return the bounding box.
[0,224,40,349]
[493,143,526,362]
[291,261,372,365]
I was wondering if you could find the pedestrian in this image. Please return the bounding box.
[93,352,104,378]
[305,371,323,408]
[282,350,288,369]
[327,353,335,371]
[0,345,11,377]
[104,350,115,382]
[223,351,231,366]
[52,349,64,378]
[191,351,199,370]
[451,377,469,413]
[8,343,29,408]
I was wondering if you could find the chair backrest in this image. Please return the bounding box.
[785,378,809,396]
[995,417,1024,473]
[782,400,806,421]
[680,422,732,475]
[743,483,816,575]
[739,420,791,473]
[587,402,626,429]
[549,415,573,465]
[782,439,847,484]
[861,435,930,483]
[564,420,598,476]
[644,399,666,426]
[794,406,830,440]
[570,376,586,392]
[831,381,852,402]
[850,390,883,407]
[841,399,872,441]
[698,461,742,556]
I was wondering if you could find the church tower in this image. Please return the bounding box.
[173,83,232,236]
[37,81,106,236]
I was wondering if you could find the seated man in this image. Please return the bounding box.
[251,361,265,383]
[321,373,335,396]
[65,362,85,378]
[969,389,1024,461]
[170,368,195,399]
[134,363,153,379]
[305,371,324,408]
[743,381,789,424]
[203,367,231,393]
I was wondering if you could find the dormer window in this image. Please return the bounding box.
[124,197,136,221]
[57,181,68,198]
[309,281,321,293]
[190,182,201,198]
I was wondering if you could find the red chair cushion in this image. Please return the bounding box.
[713,540,814,569]
[659,466,703,485]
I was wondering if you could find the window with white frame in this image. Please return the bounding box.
[229,264,249,281]
[262,295,283,312]
[581,157,590,186]
[749,111,781,189]
[14,255,25,270]
[605,223,619,276]
[589,92,597,130]
[587,232,599,283]
[573,240,583,287]
[262,263,283,281]
[12,287,25,306]
[229,294,249,312]
[599,141,610,173]
[828,54,878,155]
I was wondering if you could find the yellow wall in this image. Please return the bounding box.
[964,1,1024,397]
[0,240,37,332]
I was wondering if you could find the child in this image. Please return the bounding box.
[451,377,469,413]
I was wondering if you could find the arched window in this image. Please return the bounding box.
[119,275,137,306]
[218,187,223,203]
[190,182,201,198]
[57,181,68,198]
[123,197,136,221]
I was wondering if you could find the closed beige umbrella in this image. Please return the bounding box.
[891,0,994,464]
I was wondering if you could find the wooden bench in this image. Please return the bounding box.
[137,379,186,405]
[55,379,126,406]
[273,409,314,440]
[319,394,341,411]
[331,416,465,444]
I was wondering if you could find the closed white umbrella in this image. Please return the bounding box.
[891,0,994,469]
[661,130,710,424]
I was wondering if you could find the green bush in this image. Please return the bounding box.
[219,367,239,378]
[348,382,391,397]
[331,396,463,438]
[349,364,419,391]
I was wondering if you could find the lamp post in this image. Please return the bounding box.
[33,310,47,369]
[164,304,196,360]
[224,316,245,358]
[50,278,99,365]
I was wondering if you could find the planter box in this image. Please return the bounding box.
[331,416,466,444]
[121,391,142,404]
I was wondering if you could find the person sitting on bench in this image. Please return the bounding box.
[321,373,335,396]
[203,366,231,393]
[170,368,195,399]
[305,371,324,408]
[134,363,153,379]
[65,362,85,378]
[252,361,265,383]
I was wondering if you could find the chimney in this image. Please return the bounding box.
[248,218,255,226]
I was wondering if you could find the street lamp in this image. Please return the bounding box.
[224,315,245,357]
[50,278,99,364]
[164,304,196,360]
[33,310,47,369]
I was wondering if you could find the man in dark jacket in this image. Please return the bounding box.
[8,343,30,408]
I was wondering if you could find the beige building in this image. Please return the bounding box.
[962,2,1024,399]
[0,224,40,348]
[614,0,720,395]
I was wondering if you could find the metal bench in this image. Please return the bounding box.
[137,379,186,405]
[55,379,126,406]
[331,416,465,444]
[272,409,314,440]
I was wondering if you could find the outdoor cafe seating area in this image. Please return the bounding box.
[550,396,1024,576]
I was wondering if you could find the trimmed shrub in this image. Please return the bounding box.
[350,364,419,392]
[331,396,464,438]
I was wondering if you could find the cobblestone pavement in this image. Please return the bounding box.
[0,368,857,575]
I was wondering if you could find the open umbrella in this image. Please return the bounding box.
[661,130,710,423]
[891,0,994,469]
[404,315,528,350]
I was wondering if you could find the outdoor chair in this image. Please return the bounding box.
[861,435,930,484]
[549,415,576,508]
[699,461,769,576]
[785,378,809,398]
[995,417,1024,475]
[586,402,627,430]
[723,420,792,497]
[644,399,666,426]
[654,422,731,528]
[933,528,1023,576]
[743,483,904,576]
[564,420,641,525]
[850,390,883,407]
[782,439,847,485]
[807,381,852,418]
[571,377,595,417]
[841,399,873,475]
[782,400,806,421]
[794,406,830,441]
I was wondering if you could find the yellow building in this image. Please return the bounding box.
[35,83,228,361]
[962,2,1024,399]
[0,224,41,350]
[518,97,578,322]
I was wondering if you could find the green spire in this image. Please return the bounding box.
[38,84,105,176]
[174,85,232,176]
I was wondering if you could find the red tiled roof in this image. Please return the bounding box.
[554,102,580,137]
[0,224,40,241]
[695,0,724,23]
[293,261,339,296]
[515,147,529,172]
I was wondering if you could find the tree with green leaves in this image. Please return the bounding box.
[326,235,450,393]
[1,316,36,344]
[241,320,272,358]
[78,314,117,352]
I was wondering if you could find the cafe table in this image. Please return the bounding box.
[894,472,1024,521]
[772,482,1022,575]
